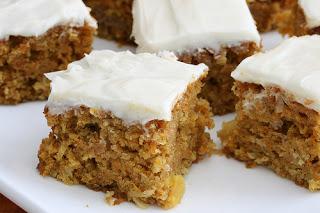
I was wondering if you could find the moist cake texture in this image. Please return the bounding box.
[132,0,261,115]
[84,0,133,43]
[279,0,320,36]
[219,36,320,190]
[38,50,215,209]
[0,0,96,104]
[248,0,320,35]
[178,43,258,115]
[247,0,286,32]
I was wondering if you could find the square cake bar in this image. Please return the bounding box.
[219,36,320,190]
[0,0,96,104]
[132,0,261,115]
[38,50,215,208]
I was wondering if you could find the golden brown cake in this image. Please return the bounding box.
[131,0,261,115]
[247,0,320,35]
[0,0,96,104]
[219,36,320,191]
[277,0,320,36]
[84,0,133,44]
[0,25,95,104]
[247,0,285,32]
[37,50,215,209]
[178,43,259,115]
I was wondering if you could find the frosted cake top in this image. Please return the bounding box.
[232,35,320,112]
[132,0,260,53]
[0,0,97,40]
[46,50,208,124]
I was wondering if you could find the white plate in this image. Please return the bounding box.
[2,33,320,213]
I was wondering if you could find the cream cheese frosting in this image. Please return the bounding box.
[232,35,320,112]
[46,50,208,124]
[0,0,97,40]
[298,0,320,28]
[132,0,260,53]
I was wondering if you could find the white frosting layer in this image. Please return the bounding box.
[46,50,208,124]
[132,0,260,53]
[0,0,97,40]
[232,35,320,112]
[299,0,320,28]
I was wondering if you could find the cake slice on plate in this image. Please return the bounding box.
[219,35,320,191]
[38,50,215,209]
[132,0,261,115]
[0,0,96,104]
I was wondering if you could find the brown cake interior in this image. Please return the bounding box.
[247,0,284,32]
[219,82,320,191]
[276,0,320,36]
[179,42,259,115]
[84,0,134,44]
[248,0,320,35]
[0,24,95,104]
[38,78,215,209]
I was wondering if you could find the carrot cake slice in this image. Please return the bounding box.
[247,0,287,32]
[0,0,97,104]
[37,50,215,209]
[281,0,320,36]
[219,35,320,191]
[248,0,320,35]
[132,0,261,115]
[84,0,133,44]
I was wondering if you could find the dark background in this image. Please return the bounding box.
[0,193,25,213]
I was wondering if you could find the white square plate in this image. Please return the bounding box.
[1,33,320,213]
